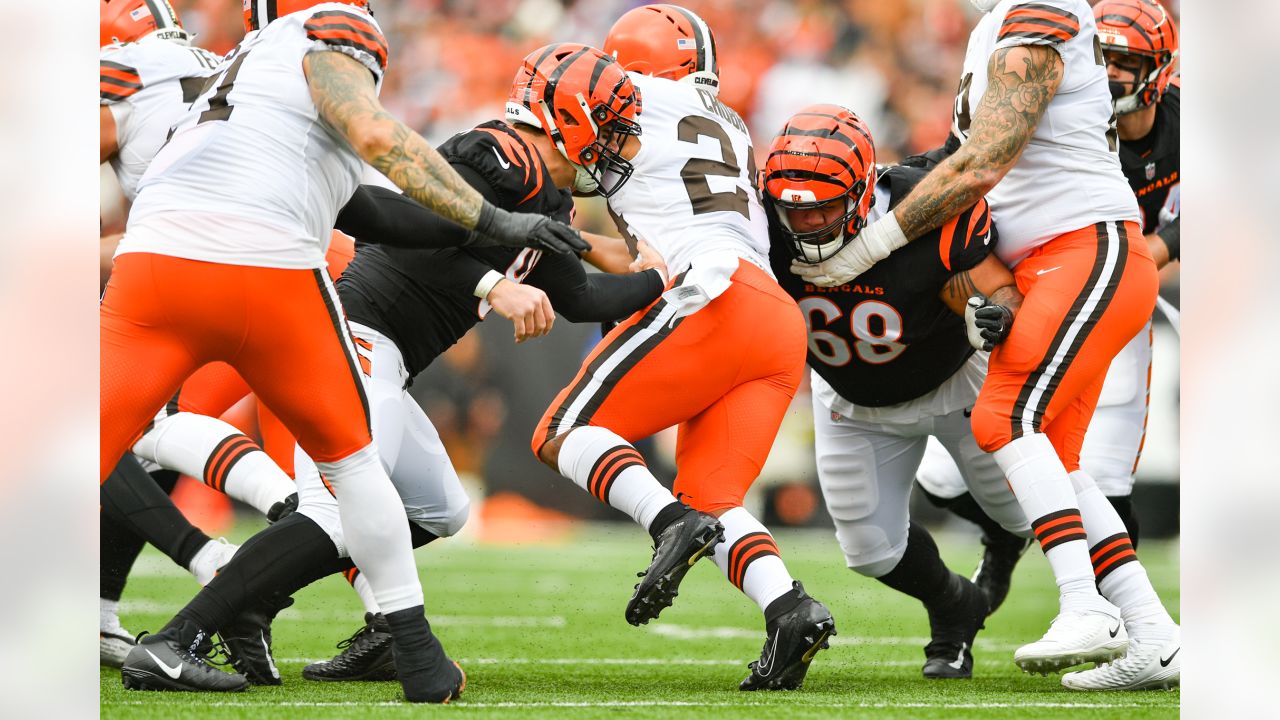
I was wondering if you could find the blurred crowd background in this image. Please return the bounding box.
[100,0,1181,539]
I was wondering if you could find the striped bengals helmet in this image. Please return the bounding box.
[604,4,720,97]
[763,105,876,263]
[100,0,190,47]
[1094,0,1179,114]
[243,0,372,32]
[507,43,642,197]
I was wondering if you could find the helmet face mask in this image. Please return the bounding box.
[763,104,877,265]
[1094,0,1179,115]
[508,44,643,198]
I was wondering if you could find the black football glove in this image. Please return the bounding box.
[467,202,591,255]
[965,295,1014,351]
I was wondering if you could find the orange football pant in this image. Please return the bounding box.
[970,221,1158,470]
[101,252,371,482]
[533,259,807,514]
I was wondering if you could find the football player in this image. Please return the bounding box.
[105,0,585,702]
[125,50,663,687]
[531,8,836,691]
[793,0,1179,690]
[767,104,1031,679]
[1080,0,1180,546]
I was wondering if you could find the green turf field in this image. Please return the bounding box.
[101,522,1179,719]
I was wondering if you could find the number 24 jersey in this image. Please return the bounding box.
[770,166,997,408]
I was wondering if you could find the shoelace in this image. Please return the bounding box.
[336,622,377,651]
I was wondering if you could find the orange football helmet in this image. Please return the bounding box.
[100,0,189,47]
[604,4,720,97]
[1094,0,1179,114]
[763,104,877,263]
[507,43,642,197]
[243,0,373,32]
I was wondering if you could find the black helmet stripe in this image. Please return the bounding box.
[763,168,848,188]
[667,5,715,74]
[1099,12,1155,47]
[587,54,612,96]
[544,46,593,119]
[525,43,561,98]
[778,127,866,168]
[765,150,858,181]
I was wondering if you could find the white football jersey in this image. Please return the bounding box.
[100,38,222,201]
[120,3,389,269]
[607,73,771,277]
[951,0,1139,266]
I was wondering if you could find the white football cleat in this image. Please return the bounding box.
[1014,603,1128,674]
[101,628,136,668]
[1062,624,1179,691]
[188,537,240,586]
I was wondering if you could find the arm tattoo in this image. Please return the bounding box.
[988,284,1024,317]
[942,270,981,309]
[894,44,1063,241]
[306,51,483,228]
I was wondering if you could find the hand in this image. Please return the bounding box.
[487,279,555,343]
[964,295,1014,351]
[469,203,592,255]
[789,213,908,286]
[628,239,668,284]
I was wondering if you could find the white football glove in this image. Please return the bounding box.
[790,212,909,286]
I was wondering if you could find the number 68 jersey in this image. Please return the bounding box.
[770,166,996,408]
[122,3,389,270]
[606,73,771,277]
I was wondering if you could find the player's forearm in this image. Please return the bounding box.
[892,151,1001,242]
[306,51,484,230]
[581,233,635,274]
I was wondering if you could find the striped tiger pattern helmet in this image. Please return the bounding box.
[763,104,876,263]
[243,0,373,32]
[100,0,190,47]
[507,43,642,197]
[604,4,720,97]
[1094,0,1179,114]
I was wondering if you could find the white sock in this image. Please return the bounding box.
[557,427,678,532]
[1070,470,1174,628]
[710,507,795,612]
[316,444,422,614]
[133,412,294,516]
[994,433,1099,612]
[101,598,123,633]
[349,570,380,614]
[187,538,236,586]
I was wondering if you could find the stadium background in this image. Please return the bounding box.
[98,0,1181,540]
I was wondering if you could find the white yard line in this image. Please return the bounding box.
[276,657,1016,668]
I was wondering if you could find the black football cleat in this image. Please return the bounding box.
[121,622,248,692]
[303,612,398,682]
[218,595,293,686]
[266,492,299,524]
[922,575,989,679]
[971,533,1032,617]
[625,509,724,626]
[390,622,466,704]
[739,582,836,691]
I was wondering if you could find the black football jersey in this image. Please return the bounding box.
[770,165,997,407]
[1119,84,1179,235]
[336,121,661,378]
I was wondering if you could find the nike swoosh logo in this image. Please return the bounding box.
[757,630,780,676]
[1109,622,1122,638]
[144,648,182,679]
[981,230,992,246]
[1159,647,1179,667]
[947,641,968,670]
[1036,266,1062,276]
[492,146,511,170]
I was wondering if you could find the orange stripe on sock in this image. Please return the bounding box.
[1090,537,1131,563]
[1093,549,1137,576]
[1038,527,1086,548]
[1033,514,1082,537]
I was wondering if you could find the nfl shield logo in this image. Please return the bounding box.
[1145,162,1156,180]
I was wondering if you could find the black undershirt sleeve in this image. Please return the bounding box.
[527,252,664,323]
[335,184,472,249]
